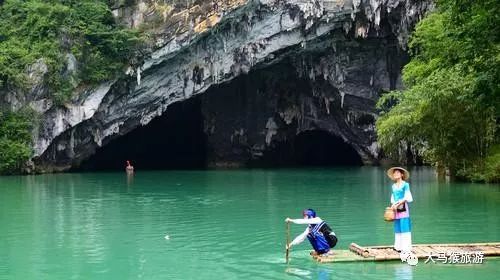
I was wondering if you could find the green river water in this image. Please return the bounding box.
[0,167,499,279]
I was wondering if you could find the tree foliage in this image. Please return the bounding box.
[0,0,141,173]
[0,0,140,103]
[376,0,500,182]
[0,109,34,174]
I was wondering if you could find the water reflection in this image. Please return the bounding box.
[393,264,413,280]
[285,267,312,279]
[126,172,134,187]
[317,267,332,280]
[285,266,332,280]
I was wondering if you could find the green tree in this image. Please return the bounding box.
[0,110,34,174]
[0,0,140,103]
[0,0,142,173]
[376,0,499,182]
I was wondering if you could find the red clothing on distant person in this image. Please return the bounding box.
[126,160,134,172]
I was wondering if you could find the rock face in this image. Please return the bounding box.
[199,45,402,167]
[19,0,431,172]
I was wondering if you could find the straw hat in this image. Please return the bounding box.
[386,167,410,181]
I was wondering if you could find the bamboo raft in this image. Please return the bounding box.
[312,242,500,263]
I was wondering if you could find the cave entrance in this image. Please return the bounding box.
[294,130,363,166]
[259,130,363,167]
[76,98,207,171]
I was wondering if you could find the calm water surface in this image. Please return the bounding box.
[0,167,499,279]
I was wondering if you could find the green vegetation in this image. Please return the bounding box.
[376,0,500,182]
[0,109,34,174]
[0,0,141,174]
[0,0,140,103]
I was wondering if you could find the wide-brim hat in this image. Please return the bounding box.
[386,167,410,181]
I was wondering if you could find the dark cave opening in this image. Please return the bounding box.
[74,57,367,171]
[257,130,363,167]
[294,130,363,166]
[76,98,207,171]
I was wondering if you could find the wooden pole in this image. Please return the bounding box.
[285,221,290,264]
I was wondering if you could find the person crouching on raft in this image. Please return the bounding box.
[285,209,337,256]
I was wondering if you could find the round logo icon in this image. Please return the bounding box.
[406,254,419,266]
[400,251,418,266]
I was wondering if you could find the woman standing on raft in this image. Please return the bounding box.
[388,167,413,253]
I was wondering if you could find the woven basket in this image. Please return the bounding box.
[384,207,395,222]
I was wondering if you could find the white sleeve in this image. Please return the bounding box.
[291,217,323,224]
[290,228,309,246]
[403,184,413,203]
[390,184,395,204]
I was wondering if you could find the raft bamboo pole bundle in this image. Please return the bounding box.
[362,242,500,248]
[349,243,371,257]
[311,242,500,263]
[348,242,500,259]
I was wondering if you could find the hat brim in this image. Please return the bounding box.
[387,167,410,181]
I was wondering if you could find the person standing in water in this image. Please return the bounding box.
[126,160,134,174]
[387,167,413,253]
[285,209,337,256]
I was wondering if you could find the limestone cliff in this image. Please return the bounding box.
[6,0,432,172]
